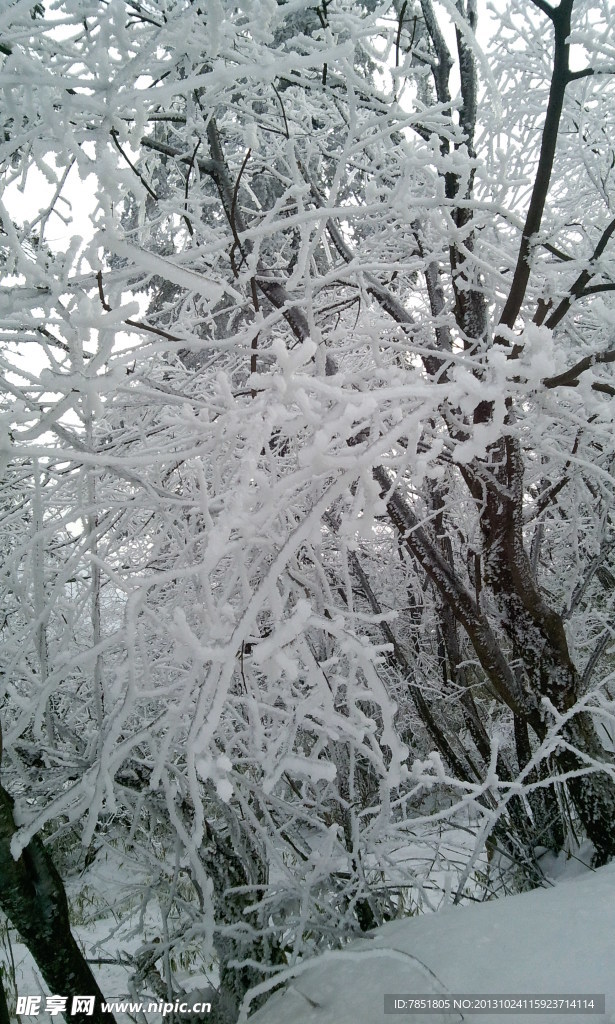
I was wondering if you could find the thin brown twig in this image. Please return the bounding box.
[272,81,289,139]
[183,139,201,238]
[110,129,158,201]
[227,148,260,393]
[229,148,252,278]
[395,1,408,68]
[97,269,182,342]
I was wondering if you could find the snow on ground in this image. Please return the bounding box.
[5,851,615,1023]
[3,843,215,1024]
[246,859,615,1024]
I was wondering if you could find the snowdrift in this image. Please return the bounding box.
[248,862,615,1024]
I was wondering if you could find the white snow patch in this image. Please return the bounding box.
[247,862,615,1023]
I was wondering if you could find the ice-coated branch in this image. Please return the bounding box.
[544,215,615,330]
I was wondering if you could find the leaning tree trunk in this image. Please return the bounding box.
[474,438,615,865]
[0,725,117,1024]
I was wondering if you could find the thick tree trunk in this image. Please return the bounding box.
[0,782,117,1024]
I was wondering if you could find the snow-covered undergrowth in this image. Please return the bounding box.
[247,856,615,1024]
[4,843,613,1023]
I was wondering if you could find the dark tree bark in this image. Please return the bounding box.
[0,972,10,1024]
[0,724,117,1024]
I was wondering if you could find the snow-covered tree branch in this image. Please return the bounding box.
[1,0,615,1018]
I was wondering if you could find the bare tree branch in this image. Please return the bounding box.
[498,0,574,333]
[544,215,615,329]
[542,347,615,389]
